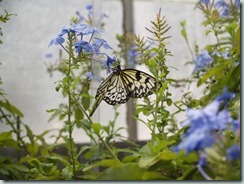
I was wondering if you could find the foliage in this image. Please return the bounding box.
[0,0,240,180]
[0,0,16,44]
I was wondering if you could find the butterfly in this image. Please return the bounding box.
[89,65,161,116]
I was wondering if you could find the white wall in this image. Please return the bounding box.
[0,0,214,143]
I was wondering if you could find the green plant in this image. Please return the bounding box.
[0,0,240,180]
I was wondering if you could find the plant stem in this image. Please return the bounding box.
[97,133,121,164]
[152,63,160,141]
[67,34,76,178]
[69,93,98,144]
[0,108,28,154]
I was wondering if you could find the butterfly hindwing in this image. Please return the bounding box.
[103,73,130,105]
[90,71,130,116]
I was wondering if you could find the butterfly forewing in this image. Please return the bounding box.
[121,69,157,98]
[90,72,115,117]
[95,72,115,97]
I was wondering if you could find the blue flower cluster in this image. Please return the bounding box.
[200,0,240,17]
[48,5,116,79]
[172,89,238,155]
[193,50,213,73]
[49,23,116,78]
[173,89,240,179]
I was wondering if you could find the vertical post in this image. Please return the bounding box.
[91,0,102,172]
[91,0,102,121]
[122,0,137,141]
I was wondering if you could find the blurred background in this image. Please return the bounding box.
[0,0,214,143]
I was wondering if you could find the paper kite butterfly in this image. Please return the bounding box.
[89,65,161,116]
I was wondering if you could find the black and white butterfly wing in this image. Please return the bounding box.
[121,69,158,98]
[90,65,160,117]
[102,73,130,105]
[89,72,115,117]
[89,70,130,117]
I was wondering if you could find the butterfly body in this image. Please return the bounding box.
[90,65,159,116]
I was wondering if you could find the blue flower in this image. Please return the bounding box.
[193,50,213,73]
[86,4,93,11]
[58,26,71,36]
[92,37,112,53]
[48,35,65,47]
[48,26,72,47]
[75,11,85,23]
[85,71,101,82]
[235,0,240,9]
[214,0,229,17]
[86,71,94,80]
[172,90,234,154]
[74,40,93,53]
[215,88,235,102]
[227,144,240,161]
[127,49,139,68]
[85,4,108,19]
[172,129,214,154]
[201,0,210,4]
[45,53,53,59]
[232,119,240,132]
[103,54,116,73]
[71,23,94,35]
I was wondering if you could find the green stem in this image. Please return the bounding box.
[67,35,76,178]
[152,60,161,141]
[0,108,28,154]
[97,133,121,164]
[69,92,97,144]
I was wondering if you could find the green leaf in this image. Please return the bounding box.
[97,163,169,180]
[226,64,240,91]
[122,155,140,163]
[83,159,122,172]
[76,119,91,129]
[76,145,90,159]
[10,163,29,173]
[26,141,39,155]
[177,167,198,180]
[197,60,232,86]
[0,132,20,149]
[166,98,172,106]
[46,108,57,113]
[180,22,187,39]
[234,25,240,53]
[47,155,70,167]
[0,131,12,141]
[139,153,162,169]
[24,124,34,145]
[139,149,176,169]
[82,95,90,110]
[0,100,24,117]
[2,164,27,180]
[62,166,73,180]
[71,77,80,90]
[55,83,62,92]
[91,123,101,135]
[40,162,54,174]
[74,107,83,121]
[24,156,42,173]
[0,167,9,176]
[0,139,20,149]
